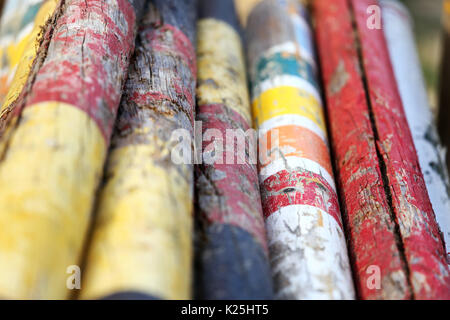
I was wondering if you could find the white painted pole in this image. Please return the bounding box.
[381,0,450,263]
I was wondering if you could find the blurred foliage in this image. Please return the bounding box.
[400,0,443,114]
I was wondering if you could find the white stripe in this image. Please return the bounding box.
[266,205,355,299]
[253,74,323,106]
[291,13,316,59]
[259,156,336,193]
[15,23,34,44]
[258,114,327,144]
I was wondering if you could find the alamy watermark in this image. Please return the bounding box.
[367,5,382,30]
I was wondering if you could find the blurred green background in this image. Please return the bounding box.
[400,0,443,115]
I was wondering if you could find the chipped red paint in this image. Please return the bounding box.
[352,0,450,299]
[313,0,411,300]
[24,0,137,141]
[261,169,342,229]
[315,0,450,300]
[197,103,267,251]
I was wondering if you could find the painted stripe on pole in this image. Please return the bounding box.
[254,75,323,107]
[258,113,327,144]
[259,125,333,176]
[252,86,326,133]
[261,169,342,228]
[265,204,351,300]
[251,49,319,93]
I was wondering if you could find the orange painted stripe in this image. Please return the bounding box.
[260,124,333,176]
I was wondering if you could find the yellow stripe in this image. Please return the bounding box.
[252,86,326,133]
[234,0,263,27]
[80,145,193,300]
[0,102,105,299]
[197,18,251,124]
[1,0,58,110]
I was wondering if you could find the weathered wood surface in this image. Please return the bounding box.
[194,0,273,300]
[352,0,449,299]
[247,0,355,300]
[81,0,197,300]
[439,0,450,181]
[0,0,58,107]
[382,0,450,265]
[0,0,145,299]
[314,0,411,300]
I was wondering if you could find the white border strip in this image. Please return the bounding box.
[260,42,317,71]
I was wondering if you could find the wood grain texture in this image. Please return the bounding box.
[247,0,355,300]
[0,0,144,299]
[194,0,273,300]
[382,0,450,265]
[81,0,197,300]
[351,0,450,299]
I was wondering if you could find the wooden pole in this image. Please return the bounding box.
[314,0,411,300]
[194,0,273,300]
[381,0,450,265]
[80,0,198,300]
[0,0,59,107]
[246,0,355,299]
[314,0,450,299]
[0,0,145,299]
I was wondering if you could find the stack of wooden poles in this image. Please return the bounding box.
[0,0,448,300]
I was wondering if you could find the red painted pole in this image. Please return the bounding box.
[352,0,450,299]
[314,0,450,299]
[313,0,410,300]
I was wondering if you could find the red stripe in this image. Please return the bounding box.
[25,0,137,141]
[260,169,342,229]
